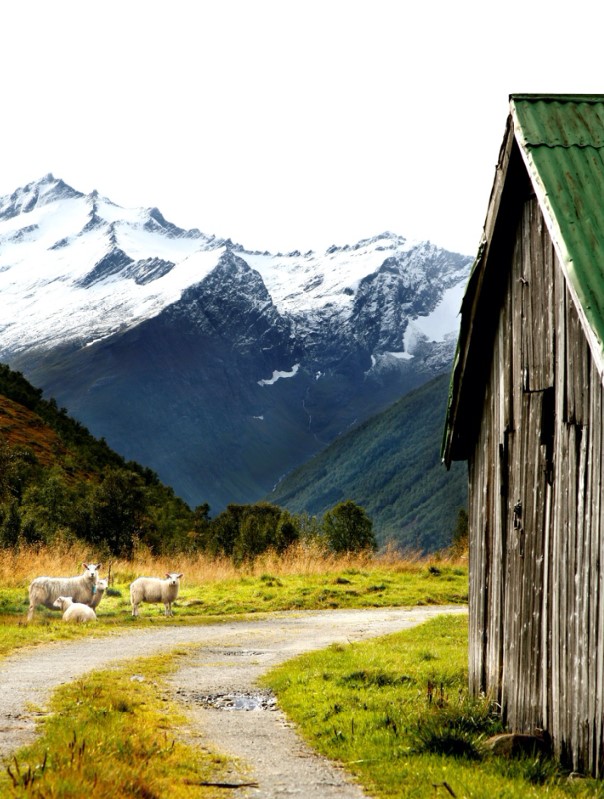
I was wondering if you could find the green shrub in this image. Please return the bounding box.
[321,500,377,553]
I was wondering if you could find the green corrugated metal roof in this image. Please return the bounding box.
[442,94,604,465]
[512,94,604,363]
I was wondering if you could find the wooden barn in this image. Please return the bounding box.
[442,94,604,775]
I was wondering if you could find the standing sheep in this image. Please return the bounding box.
[90,578,108,611]
[28,563,102,620]
[130,573,183,617]
[53,596,97,623]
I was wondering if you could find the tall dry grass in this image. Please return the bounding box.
[0,539,466,589]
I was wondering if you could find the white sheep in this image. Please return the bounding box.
[130,573,183,617]
[53,596,97,623]
[90,578,108,611]
[27,562,102,621]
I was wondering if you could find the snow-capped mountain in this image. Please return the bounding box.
[0,174,472,512]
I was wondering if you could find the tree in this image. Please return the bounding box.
[180,502,212,552]
[206,502,301,562]
[20,468,75,541]
[0,500,21,548]
[207,504,246,557]
[234,503,282,563]
[275,509,300,554]
[0,439,41,503]
[83,469,146,557]
[322,500,377,554]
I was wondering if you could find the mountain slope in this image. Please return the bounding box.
[0,174,472,512]
[266,372,467,552]
[0,364,196,554]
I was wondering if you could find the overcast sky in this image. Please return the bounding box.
[1,1,602,257]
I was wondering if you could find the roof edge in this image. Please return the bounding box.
[511,98,604,379]
[510,93,604,104]
[442,119,517,467]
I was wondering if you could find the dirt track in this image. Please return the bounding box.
[0,606,466,797]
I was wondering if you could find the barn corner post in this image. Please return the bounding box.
[443,94,604,776]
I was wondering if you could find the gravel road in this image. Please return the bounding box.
[0,606,466,797]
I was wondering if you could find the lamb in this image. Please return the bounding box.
[27,562,102,621]
[53,596,97,623]
[90,578,108,611]
[130,573,183,617]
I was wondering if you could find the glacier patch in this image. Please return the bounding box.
[258,364,300,386]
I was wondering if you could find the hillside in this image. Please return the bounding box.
[0,364,196,555]
[267,371,467,552]
[0,363,464,555]
[0,393,67,469]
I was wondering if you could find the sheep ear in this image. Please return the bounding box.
[178,573,183,578]
[166,573,171,578]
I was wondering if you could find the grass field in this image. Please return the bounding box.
[0,541,468,657]
[12,542,602,796]
[0,540,470,797]
[264,615,604,798]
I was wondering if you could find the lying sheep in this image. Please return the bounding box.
[28,562,102,621]
[53,596,97,623]
[90,578,108,611]
[130,573,183,617]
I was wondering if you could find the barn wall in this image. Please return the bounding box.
[468,196,604,774]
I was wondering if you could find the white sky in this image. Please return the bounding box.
[1,1,602,257]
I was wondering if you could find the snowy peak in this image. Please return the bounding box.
[0,173,83,221]
[143,206,205,240]
[0,175,472,364]
[323,230,409,255]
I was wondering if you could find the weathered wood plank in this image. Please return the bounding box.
[596,387,604,775]
[467,193,604,772]
[549,245,567,755]
[587,376,601,773]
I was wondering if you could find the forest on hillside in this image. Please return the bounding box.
[269,372,467,551]
[0,365,381,559]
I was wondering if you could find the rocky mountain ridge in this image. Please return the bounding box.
[0,174,472,514]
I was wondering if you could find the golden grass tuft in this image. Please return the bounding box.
[0,539,466,589]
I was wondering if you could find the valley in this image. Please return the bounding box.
[0,174,472,550]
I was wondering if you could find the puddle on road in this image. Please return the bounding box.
[175,648,277,711]
[217,650,266,658]
[201,649,267,659]
[188,690,278,711]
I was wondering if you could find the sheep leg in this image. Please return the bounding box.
[27,587,44,621]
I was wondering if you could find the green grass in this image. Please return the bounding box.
[0,566,471,796]
[263,615,604,798]
[0,650,245,798]
[4,591,604,797]
[188,566,467,614]
[0,565,468,658]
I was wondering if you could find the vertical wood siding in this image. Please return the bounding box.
[468,197,604,774]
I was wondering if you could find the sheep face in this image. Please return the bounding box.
[83,563,102,581]
[90,578,108,610]
[53,596,73,611]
